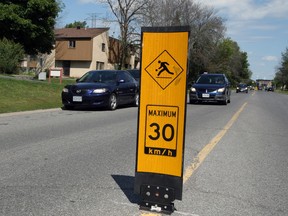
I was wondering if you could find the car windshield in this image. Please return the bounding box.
[128,70,140,79]
[78,71,117,83]
[238,84,247,87]
[196,75,224,84]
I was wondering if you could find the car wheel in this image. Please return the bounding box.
[108,93,117,110]
[133,93,139,107]
[221,98,228,105]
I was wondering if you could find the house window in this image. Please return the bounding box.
[101,43,105,52]
[96,61,104,70]
[68,40,76,48]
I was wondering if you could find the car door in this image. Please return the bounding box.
[116,71,137,104]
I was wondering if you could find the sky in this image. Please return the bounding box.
[57,0,288,81]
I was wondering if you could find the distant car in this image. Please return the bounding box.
[126,69,140,82]
[267,86,274,92]
[189,73,231,105]
[61,70,139,110]
[236,83,248,93]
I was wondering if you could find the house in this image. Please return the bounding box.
[256,79,273,89]
[54,27,111,77]
[20,27,140,78]
[54,27,140,78]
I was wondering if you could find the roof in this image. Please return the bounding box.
[54,27,109,39]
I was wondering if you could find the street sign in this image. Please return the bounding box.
[135,26,190,213]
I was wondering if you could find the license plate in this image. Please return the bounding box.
[202,93,210,98]
[73,96,82,102]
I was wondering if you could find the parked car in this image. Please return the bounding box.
[267,86,274,92]
[126,69,140,82]
[61,70,139,110]
[189,73,231,105]
[236,83,248,93]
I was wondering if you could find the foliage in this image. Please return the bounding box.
[65,21,88,28]
[0,38,24,74]
[0,77,75,114]
[0,0,62,55]
[274,47,288,90]
[97,0,252,84]
[210,38,251,86]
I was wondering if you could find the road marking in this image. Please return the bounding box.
[140,103,247,215]
[183,102,247,183]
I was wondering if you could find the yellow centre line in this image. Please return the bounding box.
[140,102,247,215]
[183,102,247,183]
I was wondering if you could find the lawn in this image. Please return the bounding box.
[0,76,76,114]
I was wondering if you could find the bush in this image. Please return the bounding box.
[0,38,24,74]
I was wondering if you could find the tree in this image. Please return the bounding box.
[98,0,147,69]
[210,38,251,85]
[140,0,226,82]
[275,47,288,90]
[65,21,88,28]
[0,38,24,74]
[0,0,62,55]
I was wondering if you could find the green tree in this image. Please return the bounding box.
[0,0,62,55]
[210,38,251,85]
[65,21,88,28]
[275,47,288,90]
[0,38,24,74]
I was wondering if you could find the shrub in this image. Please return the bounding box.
[0,38,24,74]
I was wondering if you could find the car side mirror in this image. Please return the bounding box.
[76,78,80,83]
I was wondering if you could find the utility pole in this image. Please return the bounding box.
[86,13,101,28]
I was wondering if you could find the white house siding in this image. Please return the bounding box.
[91,31,109,70]
[69,61,92,78]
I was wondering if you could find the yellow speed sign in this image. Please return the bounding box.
[136,27,189,178]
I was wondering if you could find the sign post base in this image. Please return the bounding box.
[140,201,175,215]
[139,184,176,215]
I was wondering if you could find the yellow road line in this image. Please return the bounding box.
[183,102,247,183]
[140,103,247,215]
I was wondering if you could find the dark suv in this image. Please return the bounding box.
[189,73,231,105]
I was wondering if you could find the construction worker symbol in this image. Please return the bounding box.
[145,50,183,90]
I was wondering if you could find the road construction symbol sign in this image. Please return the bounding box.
[145,50,184,90]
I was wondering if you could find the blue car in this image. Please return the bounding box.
[189,73,231,105]
[62,70,139,110]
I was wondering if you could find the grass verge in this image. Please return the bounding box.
[0,76,75,114]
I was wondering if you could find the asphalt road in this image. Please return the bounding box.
[0,90,287,216]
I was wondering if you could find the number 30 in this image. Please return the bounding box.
[148,123,174,141]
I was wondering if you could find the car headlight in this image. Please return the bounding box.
[93,88,108,93]
[62,88,69,93]
[217,88,225,93]
[190,87,196,92]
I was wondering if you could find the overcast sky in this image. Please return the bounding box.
[58,0,288,80]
